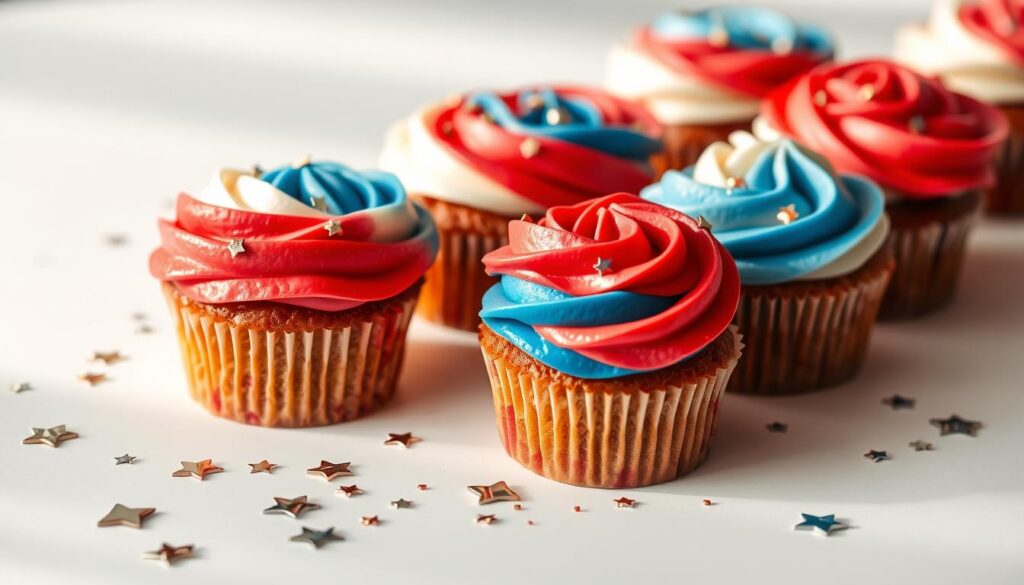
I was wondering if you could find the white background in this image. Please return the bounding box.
[1,0,1023,583]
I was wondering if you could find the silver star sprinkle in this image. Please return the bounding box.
[593,257,612,276]
[115,454,137,465]
[930,414,982,437]
[263,496,321,519]
[227,239,246,258]
[290,527,342,549]
[324,219,342,237]
[390,498,413,509]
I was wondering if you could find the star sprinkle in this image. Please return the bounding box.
[702,499,714,506]
[593,257,612,276]
[513,504,522,511]
[324,219,342,237]
[97,504,155,528]
[766,422,788,433]
[573,505,582,513]
[724,176,745,194]
[78,372,108,387]
[440,120,454,136]
[90,351,125,365]
[858,84,876,101]
[476,514,497,525]
[776,204,799,225]
[227,239,246,258]
[291,527,342,549]
[613,497,636,508]
[251,164,264,178]
[293,154,312,168]
[794,514,847,536]
[864,450,890,463]
[909,440,934,452]
[708,26,729,47]
[360,515,380,526]
[263,496,321,519]
[390,498,413,509]
[519,138,541,159]
[104,233,129,247]
[9,382,31,393]
[248,460,276,474]
[417,484,429,491]
[771,36,793,55]
[696,216,713,230]
[813,90,828,107]
[22,425,79,448]
[336,485,364,497]
[143,543,194,565]
[882,395,915,410]
[172,459,223,480]
[307,460,352,481]
[384,432,421,448]
[545,107,569,125]
[115,454,137,465]
[908,115,927,134]
[468,481,520,505]
[930,414,982,437]
[136,324,154,335]
[311,196,328,212]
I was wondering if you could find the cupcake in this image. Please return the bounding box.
[760,59,1007,319]
[380,86,663,332]
[896,0,1024,214]
[149,160,439,427]
[605,6,833,171]
[642,132,892,395]
[478,193,741,488]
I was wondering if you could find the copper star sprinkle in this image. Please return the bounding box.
[290,527,342,549]
[78,372,108,387]
[930,414,982,437]
[324,219,342,237]
[864,449,890,463]
[573,505,582,513]
[613,497,636,508]
[115,454,137,465]
[263,496,321,519]
[306,460,352,481]
[384,432,421,448]
[390,498,413,509]
[593,257,612,275]
[766,422,788,433]
[882,395,915,410]
[249,460,277,474]
[776,204,799,225]
[360,515,380,526]
[22,425,79,448]
[513,504,522,511]
[98,504,155,528]
[468,481,520,505]
[909,440,934,451]
[519,138,541,159]
[336,485,364,497]
[9,382,31,393]
[143,543,194,565]
[476,514,497,525]
[702,499,714,506]
[520,213,534,223]
[227,239,246,258]
[172,459,223,480]
[417,484,428,491]
[696,216,713,230]
[91,351,125,365]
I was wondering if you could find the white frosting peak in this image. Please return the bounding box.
[200,169,329,218]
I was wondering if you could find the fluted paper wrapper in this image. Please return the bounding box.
[729,247,894,395]
[479,326,741,488]
[162,283,418,427]
[412,195,511,332]
[986,104,1024,215]
[880,190,981,320]
[659,119,754,175]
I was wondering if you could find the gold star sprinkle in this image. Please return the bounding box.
[519,138,541,159]
[227,239,246,258]
[307,460,352,481]
[384,432,421,448]
[98,504,155,528]
[390,498,413,509]
[468,481,520,505]
[143,543,194,566]
[293,154,312,168]
[776,204,800,225]
[263,495,321,519]
[171,459,223,481]
[91,351,125,365]
[336,484,364,497]
[323,219,342,237]
[22,425,79,448]
[858,84,876,101]
[78,372,108,386]
[249,460,277,474]
[360,515,380,526]
[9,382,31,393]
[593,257,612,276]
[813,90,828,107]
[311,197,328,212]
[476,514,497,525]
[613,497,636,508]
[697,216,714,231]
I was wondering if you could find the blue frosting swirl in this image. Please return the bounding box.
[465,88,662,162]
[640,140,884,285]
[260,161,407,216]
[650,7,833,56]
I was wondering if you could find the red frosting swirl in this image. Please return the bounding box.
[961,0,1024,66]
[483,193,739,371]
[762,59,1009,197]
[427,87,662,210]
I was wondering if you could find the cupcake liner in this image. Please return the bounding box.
[986,103,1024,215]
[479,325,742,488]
[880,190,981,320]
[412,195,511,331]
[729,247,894,395]
[163,282,418,427]
[659,119,754,175]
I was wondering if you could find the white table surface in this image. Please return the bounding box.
[2,0,1023,583]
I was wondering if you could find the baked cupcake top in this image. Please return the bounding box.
[605,6,833,125]
[760,59,1008,199]
[480,193,739,379]
[896,0,1024,105]
[149,160,439,311]
[641,132,887,285]
[379,86,662,216]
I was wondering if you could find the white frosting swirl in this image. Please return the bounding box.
[895,0,1024,104]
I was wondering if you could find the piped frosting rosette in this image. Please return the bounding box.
[605,7,833,124]
[641,132,888,285]
[480,193,739,379]
[149,161,439,312]
[761,59,1008,198]
[380,87,662,216]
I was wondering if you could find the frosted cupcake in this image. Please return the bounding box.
[605,6,832,171]
[381,86,662,331]
[761,59,1007,319]
[896,0,1024,213]
[149,160,438,426]
[479,193,741,488]
[642,132,892,395]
